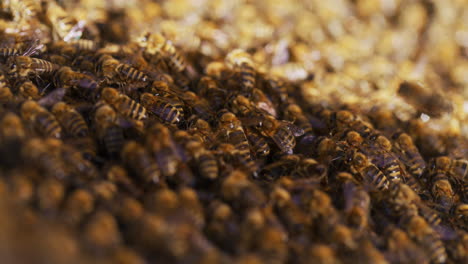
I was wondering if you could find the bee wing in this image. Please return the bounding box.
[22,39,44,56]
[63,20,86,42]
[38,88,66,107]
[451,159,468,179]
[271,133,293,154]
[434,225,457,240]
[285,121,305,137]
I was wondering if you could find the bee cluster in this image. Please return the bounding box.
[0,0,467,264]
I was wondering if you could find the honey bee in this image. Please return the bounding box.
[68,39,98,51]
[185,140,218,180]
[450,159,468,179]
[83,211,122,252]
[245,127,270,158]
[22,138,68,179]
[444,230,468,263]
[142,49,170,72]
[345,150,390,191]
[269,187,311,237]
[17,81,40,100]
[105,165,140,196]
[144,188,179,216]
[101,87,147,120]
[137,32,187,73]
[111,195,144,227]
[197,76,227,110]
[451,203,468,221]
[225,49,256,95]
[251,88,277,117]
[417,204,442,227]
[66,136,98,161]
[178,187,205,228]
[145,123,181,178]
[0,39,42,57]
[305,244,340,264]
[93,102,125,157]
[381,182,412,214]
[341,175,371,230]
[398,81,453,117]
[220,170,266,210]
[340,130,404,185]
[284,102,313,135]
[54,66,98,91]
[312,136,337,163]
[37,178,64,212]
[372,152,404,184]
[60,143,99,180]
[368,107,401,134]
[89,180,118,203]
[51,102,89,137]
[265,76,289,107]
[20,100,62,138]
[205,200,240,252]
[8,56,59,79]
[205,61,232,80]
[328,110,356,131]
[180,91,214,121]
[0,112,26,141]
[216,110,256,173]
[385,226,429,264]
[186,115,215,144]
[337,130,364,148]
[331,111,378,141]
[428,156,458,210]
[62,188,95,226]
[392,132,426,181]
[96,54,149,84]
[0,72,9,89]
[8,171,35,204]
[121,141,161,184]
[172,71,192,91]
[251,114,304,154]
[140,92,183,125]
[328,224,357,250]
[403,215,447,264]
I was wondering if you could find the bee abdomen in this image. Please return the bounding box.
[198,152,218,179]
[116,64,148,82]
[117,97,147,120]
[153,99,183,124]
[103,125,124,157]
[363,165,389,190]
[32,58,58,73]
[382,161,402,183]
[166,50,187,72]
[0,48,21,57]
[239,63,255,93]
[273,127,296,153]
[426,235,447,264]
[35,112,62,138]
[418,206,441,227]
[64,112,89,137]
[70,39,97,51]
